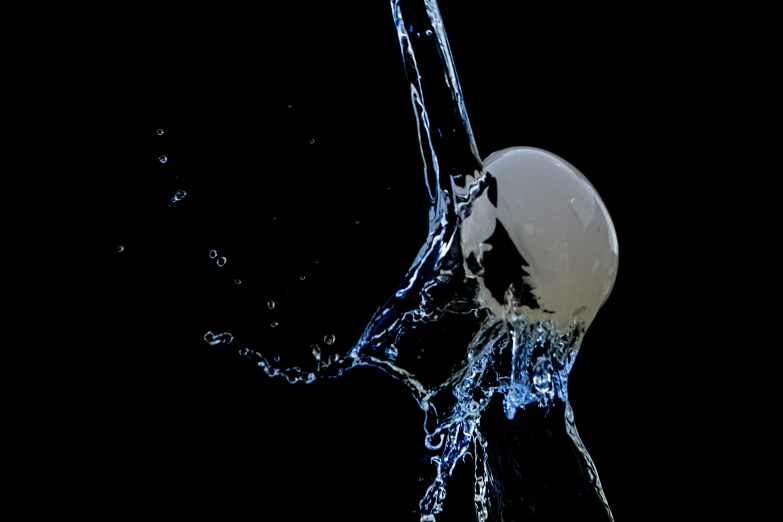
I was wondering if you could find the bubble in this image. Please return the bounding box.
[209,250,218,259]
[267,300,275,310]
[271,321,279,328]
[203,331,233,346]
[117,245,124,252]
[309,138,315,144]
[323,334,335,346]
[216,257,227,267]
[171,190,186,202]
[156,129,164,135]
[235,279,242,284]
[158,155,168,164]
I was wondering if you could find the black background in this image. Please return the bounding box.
[72,1,699,520]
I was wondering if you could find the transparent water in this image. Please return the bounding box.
[136,1,620,520]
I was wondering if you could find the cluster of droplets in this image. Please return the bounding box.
[209,249,227,267]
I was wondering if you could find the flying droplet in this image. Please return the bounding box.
[425,29,433,36]
[385,346,398,360]
[158,155,168,164]
[309,138,315,144]
[312,344,321,359]
[235,279,242,285]
[300,275,306,281]
[324,334,335,346]
[270,321,279,328]
[216,257,227,267]
[273,355,280,362]
[171,190,186,202]
[209,250,218,259]
[267,300,275,310]
[355,220,361,224]
[156,129,164,136]
[204,331,233,345]
[314,260,319,264]
[117,245,124,252]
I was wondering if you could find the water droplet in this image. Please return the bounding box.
[117,245,124,252]
[204,331,233,345]
[271,321,279,328]
[235,279,242,285]
[209,250,218,259]
[300,275,306,281]
[314,260,319,264]
[324,334,335,346]
[425,29,433,36]
[272,216,277,221]
[287,104,292,108]
[312,344,321,359]
[216,257,227,267]
[158,155,168,164]
[439,488,447,500]
[171,190,186,202]
[385,346,398,360]
[273,355,280,362]
[156,129,164,136]
[355,220,361,224]
[267,300,275,310]
[309,138,315,144]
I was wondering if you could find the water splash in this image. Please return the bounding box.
[213,1,619,519]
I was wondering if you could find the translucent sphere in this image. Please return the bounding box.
[461,147,618,332]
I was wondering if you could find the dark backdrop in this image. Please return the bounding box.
[80,1,680,520]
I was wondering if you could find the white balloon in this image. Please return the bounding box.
[461,147,619,333]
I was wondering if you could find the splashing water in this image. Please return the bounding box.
[213,1,618,520]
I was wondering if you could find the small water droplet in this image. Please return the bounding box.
[272,216,277,221]
[171,190,186,202]
[287,104,292,108]
[158,155,168,163]
[355,220,361,224]
[235,279,242,285]
[314,260,319,265]
[156,129,164,135]
[273,355,280,362]
[439,488,447,500]
[271,321,279,328]
[209,250,218,259]
[324,334,335,346]
[267,300,275,310]
[300,275,306,281]
[217,257,227,267]
[309,138,315,144]
[425,29,433,36]
[117,245,124,252]
[204,331,233,345]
